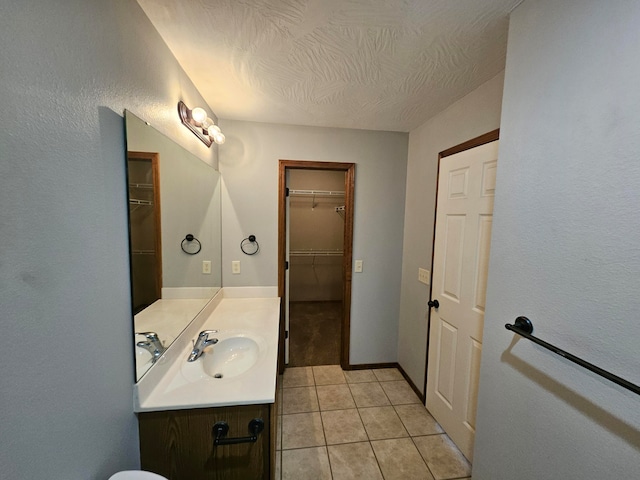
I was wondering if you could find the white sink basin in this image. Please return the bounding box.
[201,336,260,378]
[180,331,267,382]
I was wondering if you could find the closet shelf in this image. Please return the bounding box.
[289,189,344,197]
[129,198,153,206]
[290,249,344,257]
[129,182,154,189]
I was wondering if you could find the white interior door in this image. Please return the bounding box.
[426,140,499,461]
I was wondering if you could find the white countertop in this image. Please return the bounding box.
[134,288,280,412]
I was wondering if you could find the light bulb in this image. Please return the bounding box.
[213,132,226,144]
[209,124,221,134]
[201,117,214,130]
[191,107,207,124]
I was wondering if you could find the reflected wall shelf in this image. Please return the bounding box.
[130,198,153,206]
[289,189,344,197]
[290,249,344,257]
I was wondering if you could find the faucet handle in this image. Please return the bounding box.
[137,331,160,340]
[198,329,218,338]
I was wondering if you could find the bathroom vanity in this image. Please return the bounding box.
[124,111,279,478]
[134,289,280,480]
[138,403,275,479]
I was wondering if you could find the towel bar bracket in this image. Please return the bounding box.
[512,316,533,334]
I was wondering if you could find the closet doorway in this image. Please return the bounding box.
[127,151,162,314]
[278,160,355,372]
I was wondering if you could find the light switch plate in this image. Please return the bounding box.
[231,260,241,274]
[354,260,363,273]
[418,268,430,285]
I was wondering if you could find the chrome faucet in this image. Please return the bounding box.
[136,331,166,364]
[188,330,218,362]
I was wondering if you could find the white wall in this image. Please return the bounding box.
[0,0,218,477]
[473,0,640,478]
[219,120,408,364]
[397,73,504,391]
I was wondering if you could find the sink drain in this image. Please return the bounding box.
[214,373,223,379]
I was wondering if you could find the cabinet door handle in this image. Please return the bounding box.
[212,418,265,446]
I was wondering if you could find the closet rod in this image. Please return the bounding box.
[289,189,344,197]
[289,249,343,257]
[505,316,640,396]
[129,182,154,189]
[129,198,153,206]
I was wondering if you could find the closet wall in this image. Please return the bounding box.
[289,170,345,302]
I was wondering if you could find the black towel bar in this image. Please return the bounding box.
[212,418,264,446]
[505,317,640,396]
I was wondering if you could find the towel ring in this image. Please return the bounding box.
[240,235,259,255]
[181,234,202,255]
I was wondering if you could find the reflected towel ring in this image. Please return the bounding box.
[240,234,259,255]
[181,234,202,255]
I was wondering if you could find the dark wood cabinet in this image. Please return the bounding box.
[139,402,276,480]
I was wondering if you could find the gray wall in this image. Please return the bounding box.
[397,73,504,392]
[218,120,408,364]
[0,0,217,478]
[473,0,640,478]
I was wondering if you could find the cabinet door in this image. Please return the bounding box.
[139,404,270,480]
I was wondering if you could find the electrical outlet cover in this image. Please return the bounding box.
[232,260,241,274]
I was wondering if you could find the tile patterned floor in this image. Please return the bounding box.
[277,365,472,480]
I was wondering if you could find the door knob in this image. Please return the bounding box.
[428,299,439,309]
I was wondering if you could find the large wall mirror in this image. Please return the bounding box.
[124,110,222,381]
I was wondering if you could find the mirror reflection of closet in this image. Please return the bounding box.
[124,110,222,382]
[288,169,346,366]
[128,152,162,314]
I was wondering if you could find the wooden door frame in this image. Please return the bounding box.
[278,160,356,373]
[422,129,499,399]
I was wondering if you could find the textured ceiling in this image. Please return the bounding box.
[137,0,520,132]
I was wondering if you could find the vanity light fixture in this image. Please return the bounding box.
[177,101,226,148]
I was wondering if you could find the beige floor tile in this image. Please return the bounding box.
[372,368,404,382]
[358,406,408,440]
[317,384,356,411]
[380,380,422,405]
[275,450,281,480]
[321,409,368,445]
[371,438,434,480]
[394,404,443,436]
[282,386,319,414]
[281,412,325,449]
[413,434,472,480]
[327,442,383,480]
[283,366,315,387]
[343,369,376,383]
[313,365,346,385]
[348,382,390,407]
[282,446,332,480]
[277,388,283,415]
